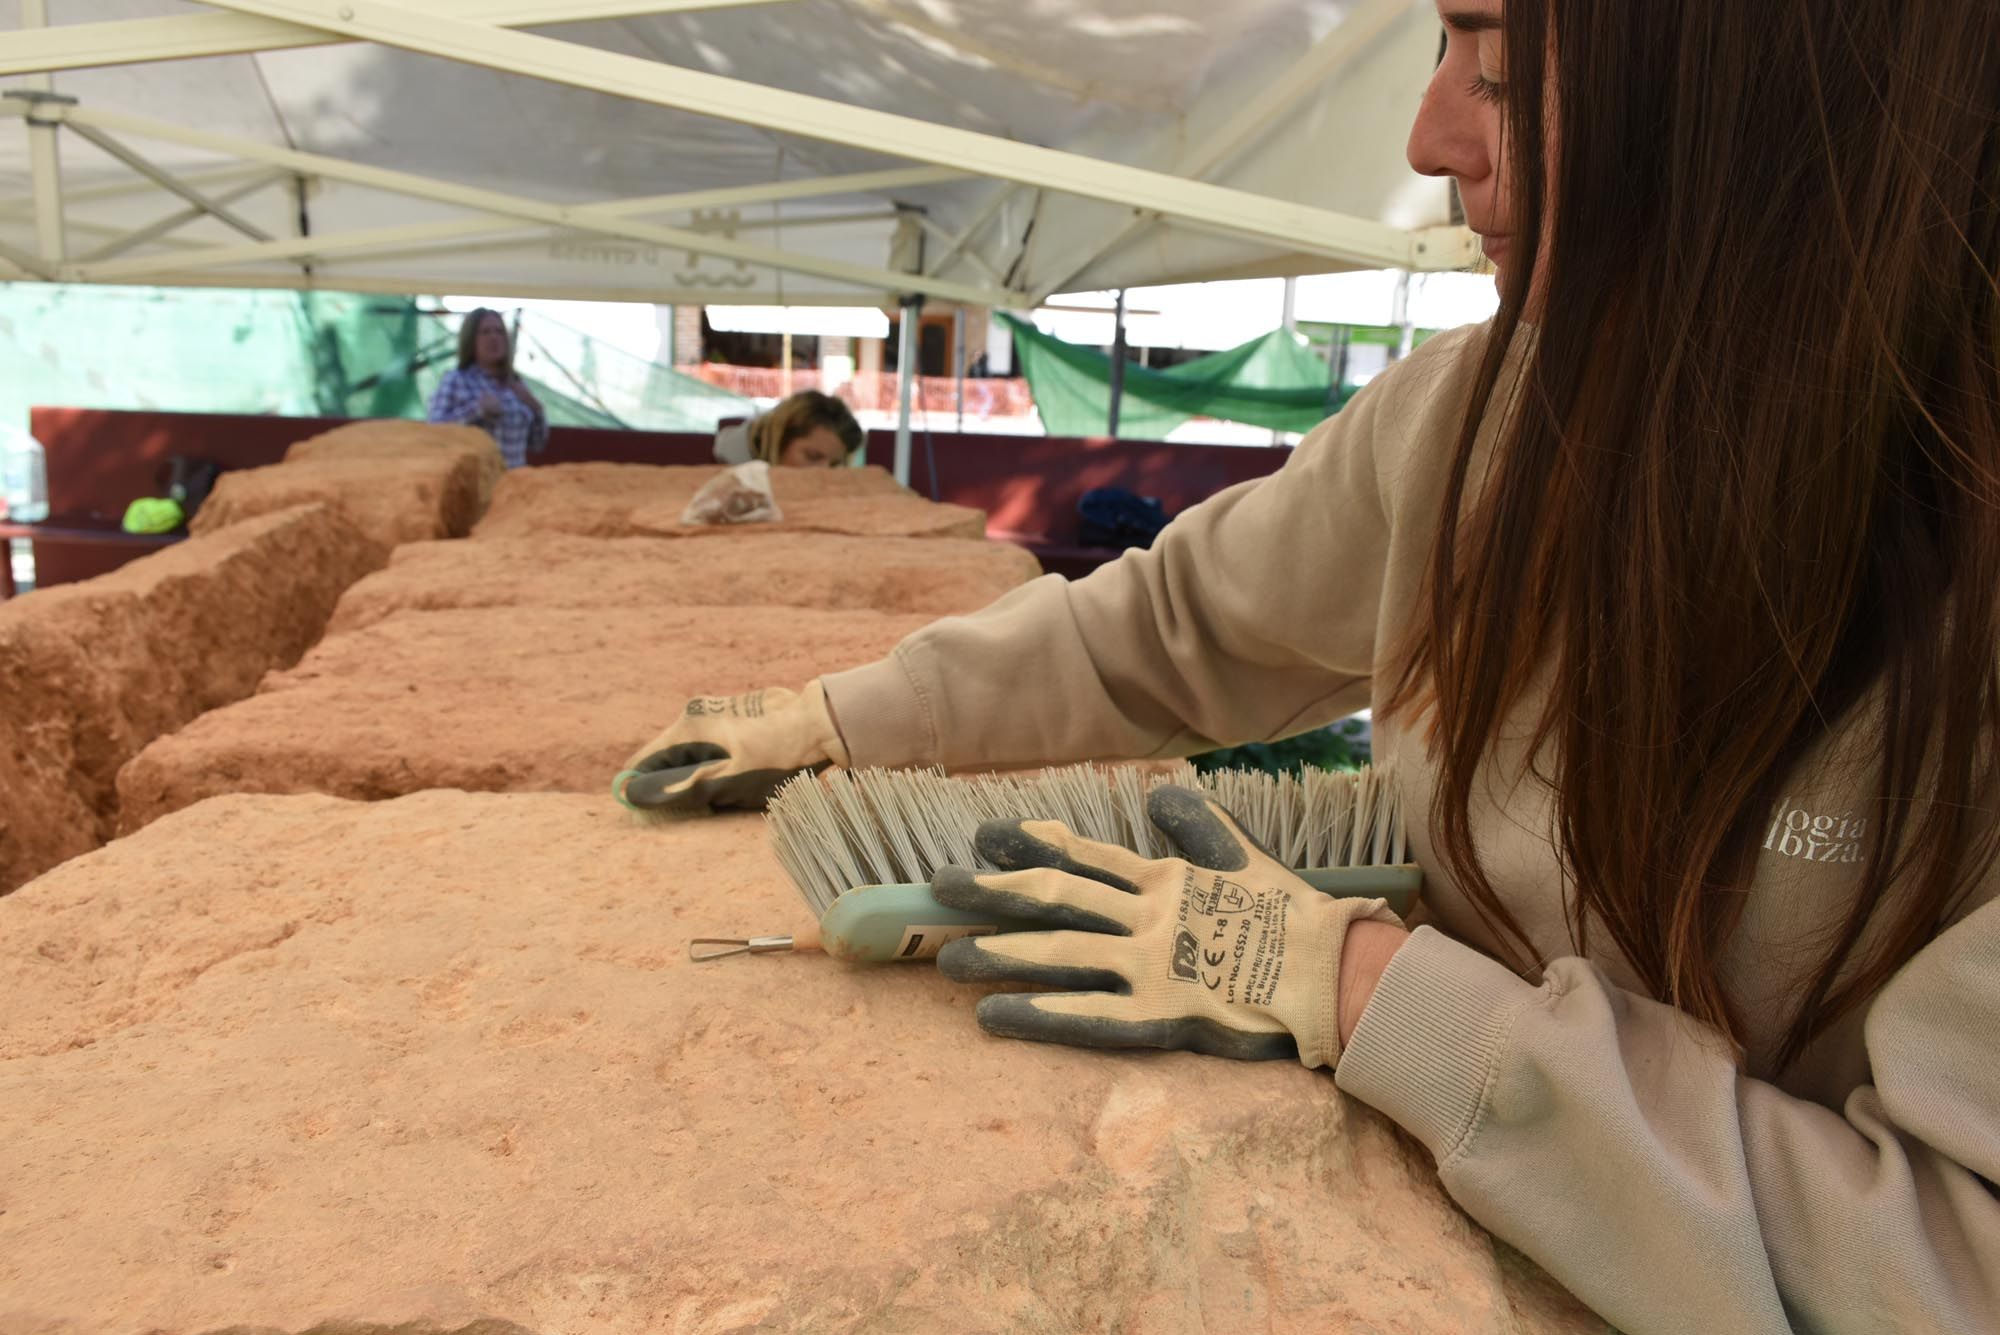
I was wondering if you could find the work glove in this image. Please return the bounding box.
[614,681,850,815]
[933,785,1401,1068]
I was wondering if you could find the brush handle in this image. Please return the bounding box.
[815,866,1424,965]
[815,883,1042,964]
[1296,865,1423,914]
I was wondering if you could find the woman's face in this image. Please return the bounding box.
[777,425,848,468]
[1407,0,1517,285]
[474,314,510,369]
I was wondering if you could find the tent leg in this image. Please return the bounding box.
[953,306,966,433]
[1275,276,1298,443]
[1106,288,1127,437]
[1391,270,1414,361]
[893,294,921,486]
[20,0,65,265]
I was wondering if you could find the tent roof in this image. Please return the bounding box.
[0,0,1473,308]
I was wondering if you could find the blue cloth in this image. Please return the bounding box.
[427,365,547,469]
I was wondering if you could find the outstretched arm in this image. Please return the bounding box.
[822,324,1491,771]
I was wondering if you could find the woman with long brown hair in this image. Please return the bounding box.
[427,307,548,468]
[619,0,2000,1326]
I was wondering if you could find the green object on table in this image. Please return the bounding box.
[120,497,185,534]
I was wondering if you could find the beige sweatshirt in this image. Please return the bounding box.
[822,322,2000,1335]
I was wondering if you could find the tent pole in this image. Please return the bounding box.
[1275,276,1298,443]
[64,122,272,242]
[1391,270,1414,361]
[893,294,921,486]
[953,306,966,433]
[19,0,65,264]
[1106,288,1127,437]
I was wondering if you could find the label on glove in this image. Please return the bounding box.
[1170,871,1288,1007]
[685,690,768,720]
[893,923,998,960]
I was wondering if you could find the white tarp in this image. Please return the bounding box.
[0,0,1460,306]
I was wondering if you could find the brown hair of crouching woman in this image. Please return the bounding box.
[751,390,865,468]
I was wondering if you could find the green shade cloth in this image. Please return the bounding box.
[998,311,1353,439]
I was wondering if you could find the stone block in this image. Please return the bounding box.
[115,604,932,832]
[474,463,987,541]
[285,419,505,513]
[0,790,1596,1333]
[0,505,386,892]
[191,447,487,550]
[327,532,1041,634]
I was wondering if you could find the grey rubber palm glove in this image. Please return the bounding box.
[933,785,1401,1068]
[614,681,850,815]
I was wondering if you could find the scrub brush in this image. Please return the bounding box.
[689,761,1420,964]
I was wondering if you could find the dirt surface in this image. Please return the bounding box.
[0,790,1598,1334]
[191,448,488,550]
[328,531,1042,633]
[0,628,111,898]
[474,463,987,541]
[285,419,505,512]
[115,604,934,831]
[0,505,386,893]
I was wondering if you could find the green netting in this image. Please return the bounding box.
[0,284,360,429]
[0,283,752,441]
[999,310,1354,438]
[501,314,756,431]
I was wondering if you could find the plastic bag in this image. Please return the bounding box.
[680,460,784,526]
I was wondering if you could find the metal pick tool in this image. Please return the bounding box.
[687,935,798,962]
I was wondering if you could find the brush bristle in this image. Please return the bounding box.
[766,763,1405,917]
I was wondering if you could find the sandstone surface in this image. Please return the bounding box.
[0,790,1597,1334]
[191,448,488,550]
[285,419,506,512]
[327,531,1041,634]
[474,463,987,541]
[0,505,386,892]
[115,604,933,831]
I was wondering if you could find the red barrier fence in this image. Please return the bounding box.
[25,407,1296,586]
[687,366,1039,420]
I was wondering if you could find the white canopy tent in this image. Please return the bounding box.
[0,0,1474,310]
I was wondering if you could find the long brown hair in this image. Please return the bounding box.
[750,390,865,464]
[455,307,512,376]
[1386,0,2000,1067]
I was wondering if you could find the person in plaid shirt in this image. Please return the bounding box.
[427,308,548,468]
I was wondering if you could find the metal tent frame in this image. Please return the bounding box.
[0,0,1475,301]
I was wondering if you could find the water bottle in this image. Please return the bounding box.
[0,427,48,522]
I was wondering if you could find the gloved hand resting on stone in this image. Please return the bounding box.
[615,681,849,816]
[934,785,1404,1068]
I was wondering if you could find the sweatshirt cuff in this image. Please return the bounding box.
[1334,925,1545,1164]
[819,647,937,769]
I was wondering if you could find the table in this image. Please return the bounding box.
[0,514,185,600]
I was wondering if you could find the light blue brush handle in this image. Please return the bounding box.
[816,865,1423,964]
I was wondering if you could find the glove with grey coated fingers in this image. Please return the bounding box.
[933,785,1401,1068]
[614,681,850,815]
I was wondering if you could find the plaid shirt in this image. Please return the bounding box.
[427,365,548,469]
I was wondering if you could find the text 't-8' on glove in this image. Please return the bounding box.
[933,784,1401,1068]
[614,680,850,816]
